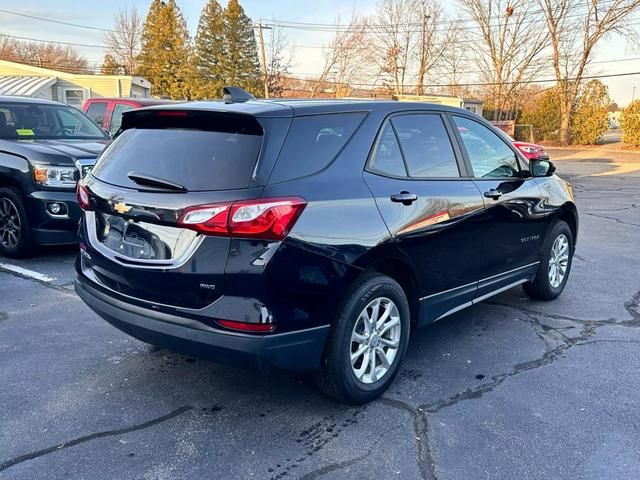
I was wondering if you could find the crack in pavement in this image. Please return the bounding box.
[299,422,405,480]
[582,212,640,228]
[624,290,640,321]
[0,406,193,473]
[370,289,640,479]
[576,339,640,346]
[419,291,640,415]
[377,398,436,480]
[0,267,75,295]
[415,323,599,417]
[485,300,640,327]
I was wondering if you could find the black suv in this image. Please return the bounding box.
[0,97,108,257]
[75,92,578,403]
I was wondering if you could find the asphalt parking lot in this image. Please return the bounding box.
[1,150,639,480]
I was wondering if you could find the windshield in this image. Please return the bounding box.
[0,103,106,140]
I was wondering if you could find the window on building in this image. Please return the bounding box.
[64,89,85,107]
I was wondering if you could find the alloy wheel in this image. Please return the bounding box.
[0,197,21,250]
[350,297,402,384]
[548,233,569,288]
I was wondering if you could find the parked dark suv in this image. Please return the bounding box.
[75,91,578,403]
[0,97,109,257]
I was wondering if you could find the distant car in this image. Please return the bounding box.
[512,140,549,161]
[0,96,109,257]
[83,98,175,135]
[75,89,578,403]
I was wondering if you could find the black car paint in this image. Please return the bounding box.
[0,140,106,245]
[0,98,108,246]
[75,99,578,372]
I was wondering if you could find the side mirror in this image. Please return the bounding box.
[530,158,556,177]
[102,128,112,139]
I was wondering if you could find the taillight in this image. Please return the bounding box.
[178,203,231,235]
[177,197,306,240]
[76,181,90,210]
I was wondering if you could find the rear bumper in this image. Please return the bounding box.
[75,273,330,373]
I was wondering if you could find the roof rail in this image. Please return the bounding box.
[222,86,256,104]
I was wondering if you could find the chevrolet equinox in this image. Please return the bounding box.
[75,89,578,404]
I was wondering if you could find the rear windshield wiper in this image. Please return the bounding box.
[127,172,187,192]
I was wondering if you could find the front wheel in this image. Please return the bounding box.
[0,187,34,258]
[314,273,410,404]
[524,220,573,300]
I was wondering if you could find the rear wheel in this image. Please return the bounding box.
[0,187,34,258]
[523,220,573,300]
[314,273,410,404]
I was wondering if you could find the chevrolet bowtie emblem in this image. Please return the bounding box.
[114,202,132,214]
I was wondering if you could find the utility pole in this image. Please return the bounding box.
[255,20,271,99]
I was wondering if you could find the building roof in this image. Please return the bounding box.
[0,76,56,97]
[0,60,151,88]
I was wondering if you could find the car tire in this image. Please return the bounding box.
[0,187,35,258]
[313,272,411,404]
[523,220,573,301]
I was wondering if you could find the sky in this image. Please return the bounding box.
[1,0,639,106]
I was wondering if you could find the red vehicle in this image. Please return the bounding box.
[512,140,549,161]
[82,98,175,135]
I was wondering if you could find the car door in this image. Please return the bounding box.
[450,114,548,300]
[363,112,486,325]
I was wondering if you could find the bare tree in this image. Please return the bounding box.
[265,24,295,98]
[104,7,142,75]
[0,36,89,73]
[374,0,420,95]
[311,13,371,98]
[457,0,548,121]
[537,0,640,145]
[415,0,448,95]
[439,19,468,97]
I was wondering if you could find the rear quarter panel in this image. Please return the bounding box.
[230,109,408,331]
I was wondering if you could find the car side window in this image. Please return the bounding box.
[269,112,366,183]
[86,102,107,127]
[453,116,520,178]
[391,114,460,178]
[110,103,134,134]
[369,121,407,177]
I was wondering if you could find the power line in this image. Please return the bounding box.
[0,1,623,38]
[11,57,640,89]
[0,33,140,52]
[0,8,110,32]
[281,70,640,89]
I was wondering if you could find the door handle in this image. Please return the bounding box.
[390,192,418,205]
[483,189,503,200]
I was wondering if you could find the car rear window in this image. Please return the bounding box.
[269,112,366,183]
[91,111,263,191]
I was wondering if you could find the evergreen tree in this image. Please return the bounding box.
[138,0,193,99]
[193,0,225,99]
[571,80,610,145]
[101,54,122,75]
[221,0,262,96]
